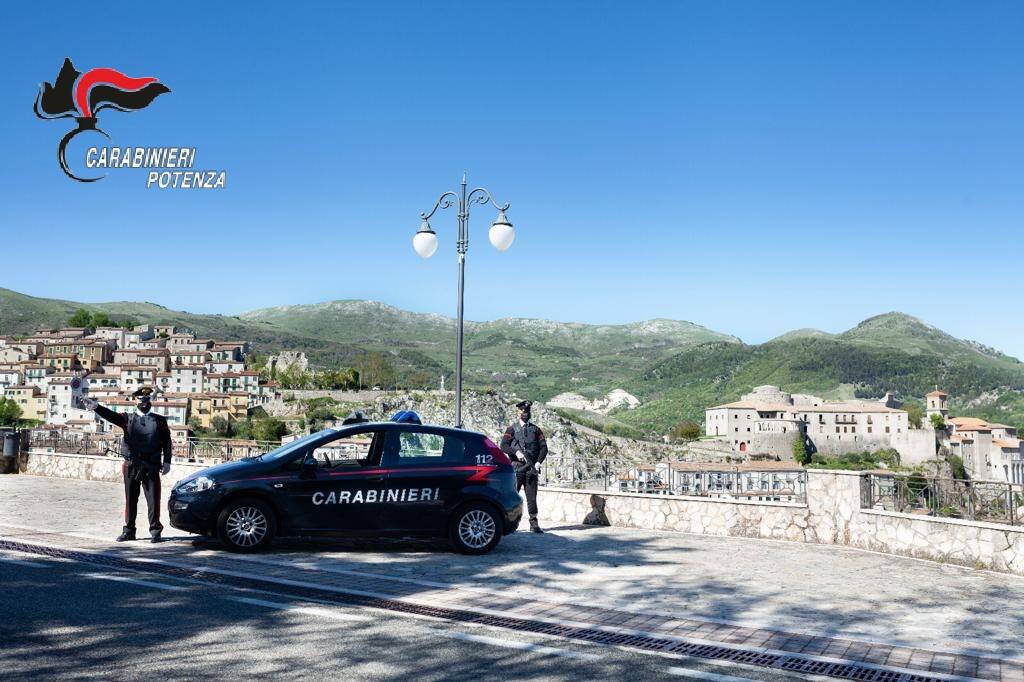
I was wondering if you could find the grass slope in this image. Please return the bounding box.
[617,329,1024,435]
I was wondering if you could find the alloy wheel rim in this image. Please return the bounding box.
[226,506,268,547]
[458,509,495,548]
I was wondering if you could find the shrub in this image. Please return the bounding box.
[945,453,968,480]
[670,420,701,441]
[792,434,811,465]
[903,401,924,429]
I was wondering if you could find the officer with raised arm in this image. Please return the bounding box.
[500,400,547,533]
[80,387,172,542]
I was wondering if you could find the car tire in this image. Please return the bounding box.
[216,498,276,553]
[449,502,502,555]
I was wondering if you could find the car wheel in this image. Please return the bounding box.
[217,498,275,553]
[449,503,502,555]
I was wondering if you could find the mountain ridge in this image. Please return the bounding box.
[3,287,1022,434]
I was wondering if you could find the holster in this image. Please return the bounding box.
[128,461,157,483]
[515,461,538,481]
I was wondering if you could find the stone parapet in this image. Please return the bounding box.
[540,468,1024,575]
[21,450,205,489]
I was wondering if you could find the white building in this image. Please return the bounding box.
[705,385,922,461]
[0,369,22,393]
[945,416,1022,484]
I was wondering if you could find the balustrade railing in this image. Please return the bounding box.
[540,454,807,503]
[861,473,1023,526]
[27,429,279,464]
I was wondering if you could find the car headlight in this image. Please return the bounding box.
[176,476,217,494]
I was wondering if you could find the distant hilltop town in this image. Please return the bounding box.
[705,385,1022,485]
[0,324,279,446]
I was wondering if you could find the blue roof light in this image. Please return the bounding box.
[390,410,422,424]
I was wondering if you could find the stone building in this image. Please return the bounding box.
[706,385,932,463]
[945,416,1022,483]
[926,390,949,420]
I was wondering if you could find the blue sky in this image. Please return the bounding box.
[2,2,1022,357]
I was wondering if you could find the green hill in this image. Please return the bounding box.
[617,320,1024,435]
[4,288,1021,435]
[838,312,1019,368]
[769,328,834,342]
[0,288,737,398]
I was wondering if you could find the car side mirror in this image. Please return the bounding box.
[299,453,317,479]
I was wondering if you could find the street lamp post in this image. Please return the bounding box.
[414,173,514,428]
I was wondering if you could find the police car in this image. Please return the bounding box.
[168,415,523,554]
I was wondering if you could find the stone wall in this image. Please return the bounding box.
[20,451,204,489]
[809,425,937,465]
[540,469,1024,575]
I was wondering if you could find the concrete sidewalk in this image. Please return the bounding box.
[2,475,1023,674]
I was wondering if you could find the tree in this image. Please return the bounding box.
[67,308,92,328]
[903,401,924,429]
[355,351,397,389]
[90,312,112,328]
[210,416,233,437]
[670,420,701,441]
[792,434,811,465]
[250,418,287,442]
[0,398,22,426]
[929,413,946,430]
[276,365,314,389]
[945,452,968,480]
[406,370,433,390]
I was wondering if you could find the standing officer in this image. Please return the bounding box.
[500,400,547,533]
[80,387,172,542]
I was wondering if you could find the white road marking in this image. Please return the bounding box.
[226,596,368,621]
[0,554,51,568]
[667,666,759,681]
[230,594,600,661]
[81,572,187,592]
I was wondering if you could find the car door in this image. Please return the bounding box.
[380,427,470,532]
[278,427,389,534]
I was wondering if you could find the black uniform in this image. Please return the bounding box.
[95,404,172,537]
[500,420,547,525]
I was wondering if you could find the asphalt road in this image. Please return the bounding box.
[0,548,805,681]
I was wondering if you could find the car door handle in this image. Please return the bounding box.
[366,475,385,482]
[273,483,283,488]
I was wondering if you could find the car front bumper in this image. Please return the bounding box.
[168,490,222,535]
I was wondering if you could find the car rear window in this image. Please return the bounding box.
[389,430,466,465]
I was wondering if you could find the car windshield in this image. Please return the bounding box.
[259,430,334,461]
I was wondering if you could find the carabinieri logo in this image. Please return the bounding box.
[34,58,170,183]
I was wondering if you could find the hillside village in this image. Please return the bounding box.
[0,324,278,451]
[2,319,1021,498]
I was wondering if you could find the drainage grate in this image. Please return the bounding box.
[0,539,950,682]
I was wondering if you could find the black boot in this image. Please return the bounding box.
[116,530,136,542]
[529,518,544,534]
[150,532,162,543]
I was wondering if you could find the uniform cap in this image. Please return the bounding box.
[515,400,533,410]
[131,387,154,400]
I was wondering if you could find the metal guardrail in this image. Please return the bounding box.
[27,430,280,464]
[540,454,808,503]
[862,473,1023,526]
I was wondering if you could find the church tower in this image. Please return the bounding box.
[925,389,948,419]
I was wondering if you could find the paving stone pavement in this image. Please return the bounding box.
[2,475,1024,680]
